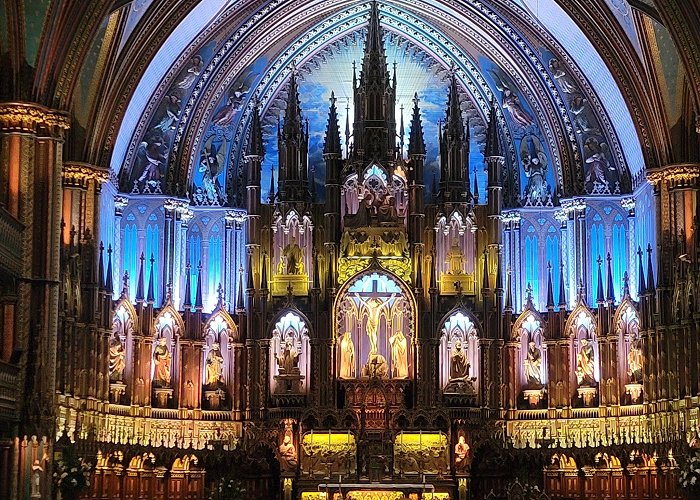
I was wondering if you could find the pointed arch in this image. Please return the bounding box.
[269,308,312,396]
[437,306,482,397]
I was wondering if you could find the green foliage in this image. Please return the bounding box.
[208,476,247,500]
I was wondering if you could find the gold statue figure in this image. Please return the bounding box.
[339,331,355,378]
[450,339,470,380]
[205,342,224,386]
[389,330,408,379]
[280,236,305,275]
[153,337,172,387]
[354,293,395,355]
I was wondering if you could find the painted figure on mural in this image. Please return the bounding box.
[575,337,596,387]
[446,237,465,275]
[281,236,305,275]
[521,135,550,206]
[450,339,470,380]
[355,293,395,355]
[109,332,126,382]
[584,137,615,193]
[277,337,300,374]
[548,57,577,94]
[524,340,543,386]
[197,137,226,205]
[176,54,204,90]
[212,83,251,127]
[389,330,408,379]
[205,343,224,387]
[339,331,355,379]
[153,337,172,387]
[134,133,167,186]
[492,71,533,129]
[627,338,643,384]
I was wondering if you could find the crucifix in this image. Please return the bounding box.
[354,279,396,355]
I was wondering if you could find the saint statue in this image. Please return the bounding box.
[281,236,304,275]
[575,337,596,387]
[524,340,543,386]
[153,337,172,387]
[522,136,549,206]
[278,429,298,471]
[627,338,643,384]
[277,337,300,374]
[109,332,126,382]
[449,339,470,380]
[454,435,470,471]
[446,238,465,275]
[389,330,408,379]
[339,331,355,379]
[354,293,395,355]
[205,343,224,387]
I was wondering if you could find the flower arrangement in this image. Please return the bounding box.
[678,449,700,496]
[53,447,91,499]
[208,476,246,500]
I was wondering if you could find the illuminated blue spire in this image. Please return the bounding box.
[646,244,655,293]
[183,262,192,308]
[606,253,615,303]
[105,245,114,295]
[558,262,567,308]
[146,253,155,304]
[98,242,105,292]
[596,255,605,304]
[136,253,145,302]
[637,246,646,296]
[195,261,203,310]
[546,262,554,309]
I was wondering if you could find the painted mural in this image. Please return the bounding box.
[539,49,625,195]
[124,42,216,194]
[481,61,557,206]
[192,57,268,206]
[253,31,487,205]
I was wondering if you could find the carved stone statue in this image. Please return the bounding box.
[280,236,304,275]
[363,353,388,378]
[449,339,470,380]
[389,330,408,379]
[446,237,465,275]
[575,338,596,387]
[627,338,643,384]
[277,337,300,374]
[339,331,355,378]
[355,293,395,356]
[454,434,470,471]
[278,429,297,471]
[109,332,126,382]
[205,342,224,387]
[153,337,172,387]
[524,340,543,386]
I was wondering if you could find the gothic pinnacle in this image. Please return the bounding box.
[323,91,342,156]
[408,93,426,156]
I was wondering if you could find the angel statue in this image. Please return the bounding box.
[521,135,550,206]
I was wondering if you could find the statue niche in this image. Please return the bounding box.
[270,311,310,397]
[151,309,181,408]
[435,211,476,295]
[568,309,599,407]
[335,272,413,380]
[616,303,642,403]
[513,309,547,408]
[202,312,236,410]
[272,209,312,296]
[342,165,407,229]
[108,303,134,404]
[440,311,479,400]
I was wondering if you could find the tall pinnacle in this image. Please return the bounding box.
[606,253,615,303]
[408,93,426,156]
[246,99,264,159]
[445,74,464,142]
[323,91,342,156]
[283,70,304,141]
[485,99,503,159]
[365,1,384,64]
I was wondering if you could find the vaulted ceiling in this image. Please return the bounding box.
[2,0,698,203]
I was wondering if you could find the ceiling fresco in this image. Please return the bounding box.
[111,0,647,208]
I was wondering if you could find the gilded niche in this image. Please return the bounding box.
[338,227,411,285]
[393,432,449,475]
[300,431,357,478]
